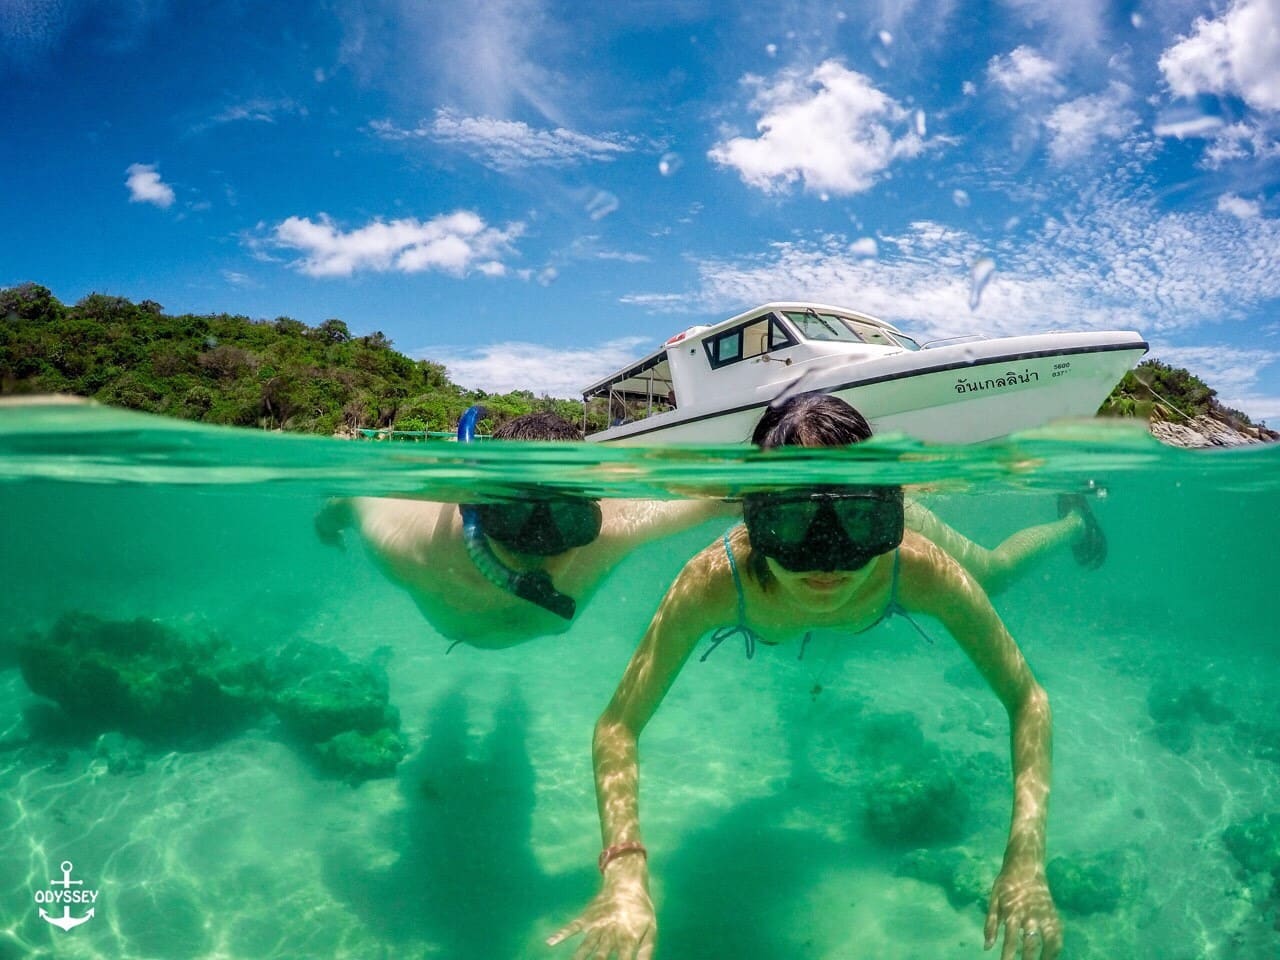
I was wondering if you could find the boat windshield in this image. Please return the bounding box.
[785,310,863,342]
[785,309,916,350]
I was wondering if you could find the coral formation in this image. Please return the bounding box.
[18,613,268,744]
[1045,849,1146,915]
[1223,813,1280,884]
[1146,680,1233,754]
[268,640,407,781]
[897,847,993,912]
[17,614,407,783]
[857,712,972,847]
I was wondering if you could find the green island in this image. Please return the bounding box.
[1,282,1273,442]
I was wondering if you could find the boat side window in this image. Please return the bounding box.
[709,329,743,367]
[704,315,794,369]
[890,332,921,351]
[844,318,898,347]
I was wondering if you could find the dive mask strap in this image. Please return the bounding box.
[456,405,577,620]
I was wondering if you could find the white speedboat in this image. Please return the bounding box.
[581,302,1147,444]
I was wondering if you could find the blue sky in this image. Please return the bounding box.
[3,0,1279,419]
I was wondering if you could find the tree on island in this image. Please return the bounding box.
[0,283,598,435]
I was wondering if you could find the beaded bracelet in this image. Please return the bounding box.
[598,840,648,874]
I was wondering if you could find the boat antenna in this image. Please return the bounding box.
[456,405,576,620]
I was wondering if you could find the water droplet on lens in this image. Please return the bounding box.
[968,257,995,311]
[658,152,683,177]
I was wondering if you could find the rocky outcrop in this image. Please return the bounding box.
[1149,413,1279,448]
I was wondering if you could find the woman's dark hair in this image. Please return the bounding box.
[751,392,873,449]
[746,392,875,587]
[493,411,584,441]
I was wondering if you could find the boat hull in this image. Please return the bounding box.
[588,331,1148,445]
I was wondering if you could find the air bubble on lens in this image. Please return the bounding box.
[968,256,995,311]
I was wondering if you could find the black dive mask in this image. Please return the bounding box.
[473,497,603,556]
[743,486,904,573]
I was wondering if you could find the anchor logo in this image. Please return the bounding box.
[35,861,97,931]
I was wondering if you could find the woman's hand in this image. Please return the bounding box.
[547,872,656,960]
[984,863,1062,960]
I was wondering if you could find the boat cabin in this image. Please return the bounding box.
[581,302,920,434]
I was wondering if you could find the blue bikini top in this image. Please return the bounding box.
[700,530,933,663]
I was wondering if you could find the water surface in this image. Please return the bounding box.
[1,402,1277,959]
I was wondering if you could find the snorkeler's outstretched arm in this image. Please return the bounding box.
[548,544,732,959]
[597,498,739,554]
[899,537,1062,960]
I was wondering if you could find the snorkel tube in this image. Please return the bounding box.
[457,406,576,620]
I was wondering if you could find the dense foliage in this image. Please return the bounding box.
[2,283,1267,438]
[0,283,599,435]
[1098,359,1269,433]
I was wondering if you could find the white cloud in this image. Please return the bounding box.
[371,109,633,171]
[585,191,620,221]
[1217,193,1262,219]
[1198,120,1280,168]
[996,0,1109,56]
[986,46,1063,98]
[622,183,1280,346]
[1045,83,1140,164]
[850,237,878,257]
[597,250,650,263]
[1159,0,1280,112]
[222,270,254,287]
[125,163,175,208]
[2,0,160,66]
[266,211,524,278]
[337,0,570,125]
[1153,111,1225,139]
[210,97,302,126]
[425,336,651,397]
[707,60,925,196]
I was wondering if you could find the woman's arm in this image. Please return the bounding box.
[548,542,732,958]
[899,537,1062,960]
[597,498,739,555]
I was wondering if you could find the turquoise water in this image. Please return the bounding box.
[1,401,1277,959]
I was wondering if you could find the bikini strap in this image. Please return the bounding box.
[886,548,934,645]
[726,530,748,627]
[700,530,763,662]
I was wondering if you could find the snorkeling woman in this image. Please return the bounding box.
[548,393,1062,960]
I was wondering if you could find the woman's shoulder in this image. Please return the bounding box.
[899,529,975,586]
[897,529,991,621]
[663,527,743,605]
